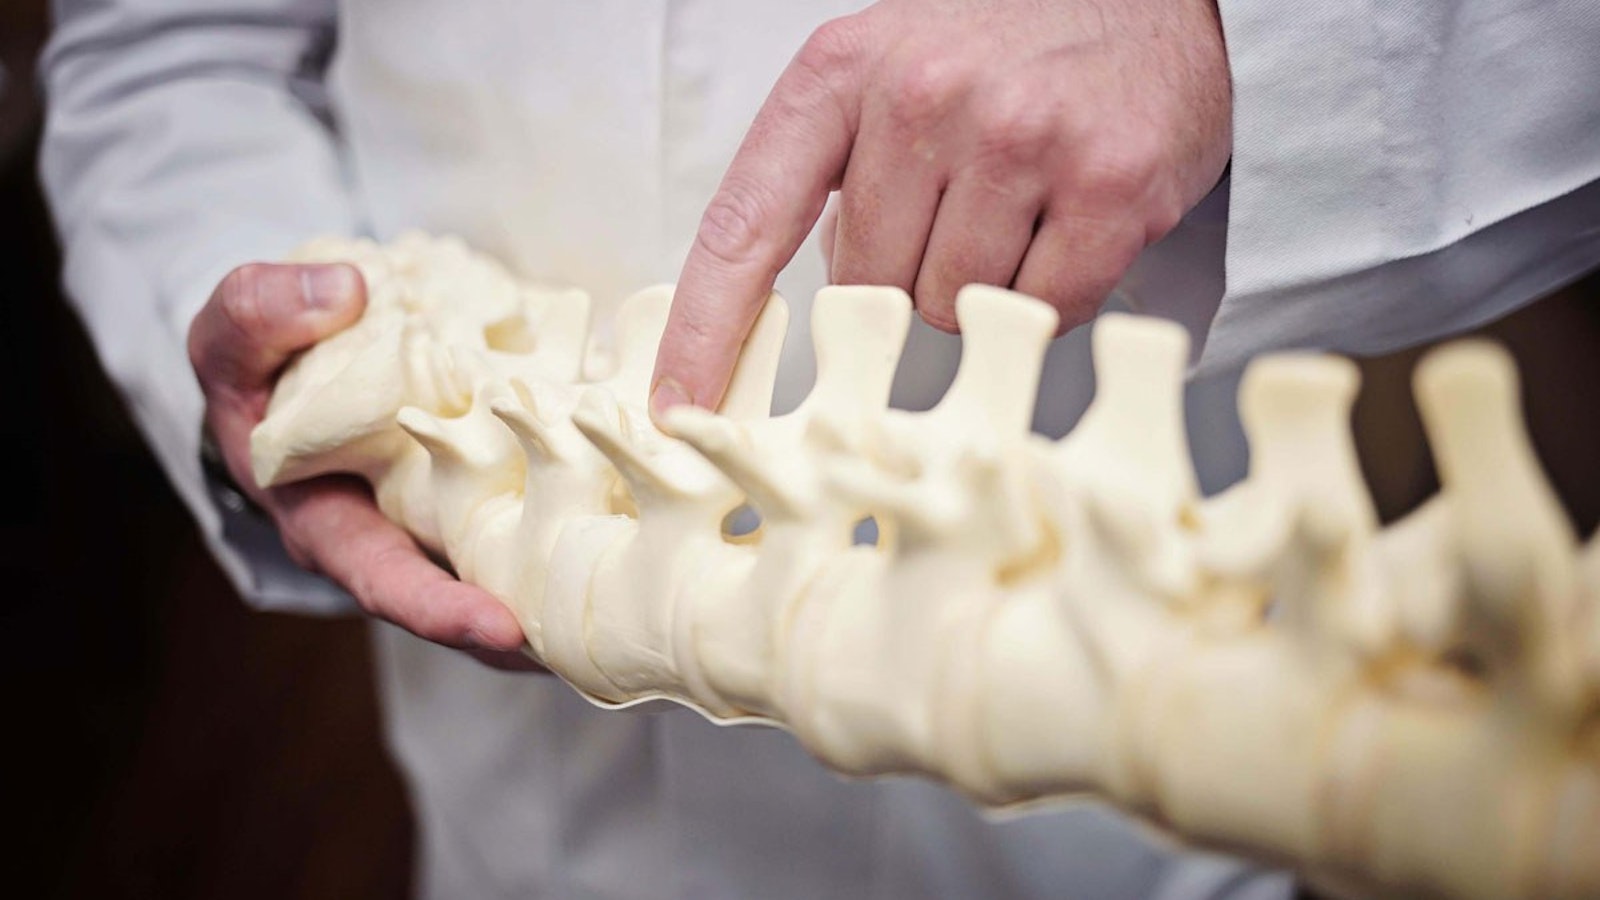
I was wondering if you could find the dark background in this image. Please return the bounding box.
[2,5,412,898]
[2,3,1596,899]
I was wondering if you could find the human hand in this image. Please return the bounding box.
[188,263,539,670]
[652,0,1232,417]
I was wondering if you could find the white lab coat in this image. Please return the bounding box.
[38,1,1600,898]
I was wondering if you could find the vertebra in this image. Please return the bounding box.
[254,233,1600,900]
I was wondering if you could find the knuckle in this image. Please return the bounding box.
[972,87,1059,168]
[1076,139,1162,207]
[885,54,968,130]
[796,16,867,78]
[218,263,273,337]
[695,180,777,268]
[191,264,272,380]
[217,262,261,297]
[673,305,720,349]
[1145,200,1185,244]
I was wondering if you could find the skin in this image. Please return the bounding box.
[192,0,1229,665]
[651,0,1234,419]
[188,262,540,670]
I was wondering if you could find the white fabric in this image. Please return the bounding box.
[1194,0,1600,370]
[38,0,1599,897]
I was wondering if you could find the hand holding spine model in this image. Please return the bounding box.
[253,233,1600,900]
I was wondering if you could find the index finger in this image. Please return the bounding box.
[651,18,866,420]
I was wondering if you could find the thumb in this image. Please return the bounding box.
[189,262,366,393]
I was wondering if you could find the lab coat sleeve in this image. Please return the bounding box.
[1143,0,1600,374]
[40,0,362,615]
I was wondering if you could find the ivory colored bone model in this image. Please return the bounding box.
[252,233,1600,900]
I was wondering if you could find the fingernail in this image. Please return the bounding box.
[649,377,692,424]
[301,264,359,311]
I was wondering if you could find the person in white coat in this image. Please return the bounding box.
[38,1,1600,898]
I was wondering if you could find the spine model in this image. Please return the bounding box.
[253,233,1600,900]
